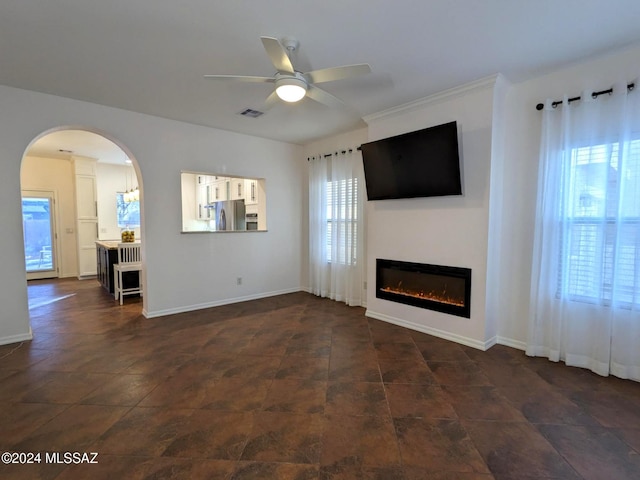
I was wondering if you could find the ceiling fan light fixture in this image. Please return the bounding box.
[275,77,307,102]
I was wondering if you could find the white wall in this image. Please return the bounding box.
[495,44,640,347]
[20,156,78,278]
[363,77,499,349]
[0,84,304,345]
[96,162,141,240]
[484,75,510,345]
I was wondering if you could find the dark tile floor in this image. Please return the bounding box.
[1,278,639,479]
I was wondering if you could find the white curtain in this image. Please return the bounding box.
[309,149,365,306]
[527,81,640,381]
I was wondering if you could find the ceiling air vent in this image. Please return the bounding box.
[238,108,264,118]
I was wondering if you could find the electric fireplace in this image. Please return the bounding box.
[376,259,471,318]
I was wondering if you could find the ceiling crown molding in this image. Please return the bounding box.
[363,74,501,124]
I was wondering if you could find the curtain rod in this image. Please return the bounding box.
[535,82,635,111]
[306,148,356,162]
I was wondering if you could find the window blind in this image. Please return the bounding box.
[326,178,358,265]
[562,140,640,307]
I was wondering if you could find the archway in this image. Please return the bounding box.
[20,126,145,316]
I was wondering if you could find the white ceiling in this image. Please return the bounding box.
[4,0,640,160]
[27,130,130,164]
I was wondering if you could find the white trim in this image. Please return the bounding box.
[77,274,97,280]
[0,329,33,346]
[496,336,527,351]
[142,287,302,318]
[363,74,499,123]
[365,309,492,351]
[22,189,61,280]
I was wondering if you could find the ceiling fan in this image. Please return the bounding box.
[204,36,371,110]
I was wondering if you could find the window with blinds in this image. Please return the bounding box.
[561,140,640,306]
[326,178,358,265]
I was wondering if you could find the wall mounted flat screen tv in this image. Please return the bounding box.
[361,121,462,200]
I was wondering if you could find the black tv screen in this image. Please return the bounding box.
[361,121,462,200]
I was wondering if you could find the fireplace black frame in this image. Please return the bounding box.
[376,259,472,318]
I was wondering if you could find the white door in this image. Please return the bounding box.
[22,190,59,280]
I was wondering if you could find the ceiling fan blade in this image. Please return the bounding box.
[204,74,275,83]
[304,64,371,84]
[306,85,349,110]
[262,91,279,111]
[260,36,295,74]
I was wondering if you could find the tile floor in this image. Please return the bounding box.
[1,278,639,479]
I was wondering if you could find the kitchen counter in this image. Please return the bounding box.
[95,240,141,295]
[95,240,140,249]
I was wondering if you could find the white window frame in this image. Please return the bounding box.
[560,140,640,307]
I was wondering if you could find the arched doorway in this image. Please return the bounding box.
[21,127,145,314]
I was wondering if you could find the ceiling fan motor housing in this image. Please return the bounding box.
[281,37,299,53]
[275,72,308,102]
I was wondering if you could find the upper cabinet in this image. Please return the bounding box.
[229,177,244,201]
[208,176,225,202]
[195,175,212,220]
[244,179,259,205]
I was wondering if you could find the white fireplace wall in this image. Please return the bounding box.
[364,76,501,349]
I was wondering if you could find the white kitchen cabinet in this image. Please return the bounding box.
[229,177,244,200]
[195,175,213,220]
[194,175,240,220]
[211,177,228,202]
[244,179,258,205]
[72,156,98,277]
[196,184,213,220]
[196,174,211,186]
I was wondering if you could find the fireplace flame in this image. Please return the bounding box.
[381,282,465,308]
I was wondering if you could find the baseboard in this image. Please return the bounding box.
[484,335,499,350]
[0,329,33,346]
[365,309,492,351]
[496,336,526,351]
[142,287,303,318]
[363,310,528,352]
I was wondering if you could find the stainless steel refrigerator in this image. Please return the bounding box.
[214,199,246,231]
